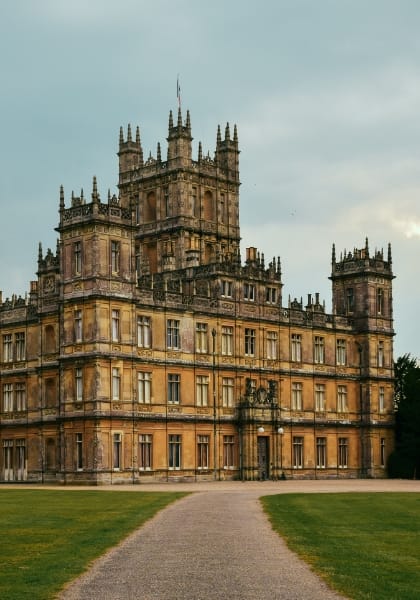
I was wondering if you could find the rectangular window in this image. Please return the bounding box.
[113,433,122,470]
[380,438,386,467]
[222,377,234,407]
[346,288,354,313]
[265,287,276,304]
[337,385,347,412]
[221,280,233,298]
[74,310,83,342]
[168,374,180,404]
[3,383,13,412]
[293,436,304,469]
[315,383,326,411]
[196,375,209,407]
[16,439,26,481]
[139,434,153,470]
[221,326,233,356]
[168,434,181,469]
[76,433,83,470]
[75,368,83,402]
[111,240,120,273]
[336,339,346,366]
[138,372,151,404]
[197,435,209,469]
[74,241,82,275]
[266,331,278,359]
[111,310,120,342]
[314,336,324,364]
[316,437,327,469]
[245,328,256,356]
[377,288,384,315]
[15,382,26,411]
[3,334,13,363]
[291,334,302,362]
[167,319,180,350]
[195,323,208,353]
[15,333,25,361]
[378,341,384,367]
[243,283,255,301]
[291,382,303,410]
[3,440,14,481]
[137,316,151,348]
[338,437,348,468]
[223,435,235,468]
[112,367,121,401]
[379,386,385,413]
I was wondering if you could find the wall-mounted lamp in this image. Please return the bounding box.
[277,427,284,434]
[257,426,265,433]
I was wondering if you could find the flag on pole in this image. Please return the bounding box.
[177,75,181,109]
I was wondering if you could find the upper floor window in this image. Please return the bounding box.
[75,367,83,402]
[164,187,170,217]
[74,241,82,275]
[3,383,13,412]
[221,326,233,356]
[377,288,384,315]
[314,336,325,364]
[291,382,303,410]
[167,319,180,350]
[243,283,256,301]
[112,368,121,401]
[379,386,385,413]
[337,385,347,412]
[265,287,277,304]
[138,372,152,404]
[346,288,354,313]
[3,334,13,363]
[195,323,208,354]
[168,374,180,404]
[74,310,83,342]
[137,316,151,348]
[221,280,233,298]
[15,382,26,411]
[378,341,384,367]
[222,377,234,407]
[196,375,209,407]
[15,333,25,362]
[291,334,302,362]
[111,310,120,342]
[111,241,120,273]
[315,383,326,411]
[336,339,346,366]
[245,328,256,356]
[266,331,277,360]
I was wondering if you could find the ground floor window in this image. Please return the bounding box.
[168,434,181,469]
[2,439,26,481]
[197,435,209,469]
[316,437,327,469]
[293,436,304,469]
[76,433,83,470]
[223,435,235,469]
[139,434,153,470]
[380,437,385,467]
[338,437,348,468]
[113,433,122,470]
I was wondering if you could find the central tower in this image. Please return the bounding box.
[118,108,241,276]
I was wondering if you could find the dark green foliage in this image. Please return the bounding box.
[262,493,420,600]
[389,354,420,478]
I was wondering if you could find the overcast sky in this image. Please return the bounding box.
[1,0,420,358]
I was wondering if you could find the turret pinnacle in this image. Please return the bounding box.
[198,141,202,161]
[157,142,161,162]
[186,110,191,131]
[225,122,230,140]
[332,243,336,263]
[217,125,221,145]
[177,107,182,128]
[233,124,238,145]
[59,185,65,211]
[127,124,132,142]
[92,176,99,202]
[136,126,140,145]
[168,110,173,130]
[119,126,124,147]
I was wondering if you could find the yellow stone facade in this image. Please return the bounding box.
[0,109,394,483]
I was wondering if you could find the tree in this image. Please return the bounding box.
[388,354,420,478]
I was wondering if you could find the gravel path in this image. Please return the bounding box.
[59,489,346,600]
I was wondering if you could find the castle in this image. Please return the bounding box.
[0,108,395,483]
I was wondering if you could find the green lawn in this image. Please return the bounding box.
[261,492,420,600]
[0,489,186,600]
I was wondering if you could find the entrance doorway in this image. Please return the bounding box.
[257,436,269,480]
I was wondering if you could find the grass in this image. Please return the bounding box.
[261,492,420,600]
[0,489,187,600]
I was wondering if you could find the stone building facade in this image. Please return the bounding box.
[0,108,395,483]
